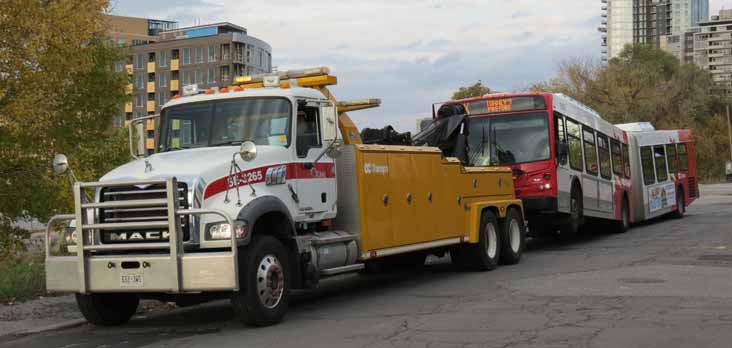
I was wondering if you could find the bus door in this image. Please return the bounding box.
[596,133,615,214]
[556,114,575,213]
[581,126,600,212]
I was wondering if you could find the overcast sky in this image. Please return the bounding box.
[111,0,732,132]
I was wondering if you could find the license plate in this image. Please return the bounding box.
[120,274,143,287]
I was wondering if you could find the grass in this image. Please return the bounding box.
[0,252,45,303]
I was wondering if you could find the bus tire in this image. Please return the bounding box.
[499,208,525,265]
[560,184,583,236]
[231,235,290,327]
[672,187,685,219]
[614,197,630,233]
[455,210,501,271]
[75,293,139,326]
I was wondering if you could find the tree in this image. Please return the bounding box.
[530,44,725,180]
[0,1,130,257]
[452,81,492,100]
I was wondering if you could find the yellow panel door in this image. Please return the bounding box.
[412,153,438,243]
[359,152,393,251]
[389,153,418,246]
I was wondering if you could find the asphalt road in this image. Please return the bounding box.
[4,184,732,348]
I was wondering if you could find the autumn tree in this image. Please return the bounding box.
[0,1,130,256]
[452,81,492,100]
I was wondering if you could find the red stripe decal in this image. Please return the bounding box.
[203,162,335,200]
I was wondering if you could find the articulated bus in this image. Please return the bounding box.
[437,94,698,237]
[616,123,699,221]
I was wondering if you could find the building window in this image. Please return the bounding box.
[159,71,168,88]
[208,46,217,62]
[208,67,217,84]
[158,92,167,106]
[221,66,230,82]
[182,71,191,86]
[135,54,145,69]
[135,94,144,107]
[195,70,203,85]
[195,47,203,64]
[182,48,191,65]
[136,74,145,89]
[158,51,168,67]
[115,62,125,72]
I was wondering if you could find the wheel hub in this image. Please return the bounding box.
[509,219,521,253]
[486,224,498,258]
[256,254,284,309]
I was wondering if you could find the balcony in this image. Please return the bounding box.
[147,100,156,113]
[171,59,179,71]
[147,62,156,73]
[145,138,155,150]
[170,79,179,91]
[147,81,156,93]
[146,119,155,131]
[124,102,133,113]
[125,64,133,75]
[125,84,133,95]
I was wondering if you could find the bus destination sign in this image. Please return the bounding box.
[465,96,546,116]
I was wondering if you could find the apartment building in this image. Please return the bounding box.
[694,10,732,97]
[115,21,272,154]
[104,14,178,47]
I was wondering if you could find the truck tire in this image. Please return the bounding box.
[560,184,583,237]
[231,235,290,326]
[672,187,685,219]
[453,210,501,271]
[75,293,139,326]
[614,198,630,233]
[499,208,525,265]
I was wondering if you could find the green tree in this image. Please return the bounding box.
[530,44,725,180]
[452,81,492,100]
[0,1,130,257]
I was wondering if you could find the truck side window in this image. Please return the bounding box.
[296,107,321,158]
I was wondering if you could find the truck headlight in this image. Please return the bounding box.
[64,227,78,246]
[206,221,247,240]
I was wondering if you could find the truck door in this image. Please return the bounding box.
[293,102,337,215]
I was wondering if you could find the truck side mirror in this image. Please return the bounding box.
[53,154,69,175]
[321,105,338,143]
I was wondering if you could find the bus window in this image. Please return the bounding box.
[678,143,688,171]
[622,143,631,178]
[611,139,622,177]
[555,114,566,154]
[666,144,678,174]
[582,127,598,175]
[654,145,668,182]
[597,133,611,179]
[641,146,655,185]
[566,118,583,171]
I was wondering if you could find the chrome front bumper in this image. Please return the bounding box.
[45,178,239,294]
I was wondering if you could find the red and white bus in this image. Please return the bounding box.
[438,93,635,236]
[616,123,699,221]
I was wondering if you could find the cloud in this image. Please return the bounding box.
[112,0,609,132]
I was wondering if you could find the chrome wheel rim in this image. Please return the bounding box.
[486,223,498,259]
[256,254,284,309]
[509,219,521,253]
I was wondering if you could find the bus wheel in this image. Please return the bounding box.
[231,235,290,327]
[560,185,583,236]
[454,210,501,271]
[614,198,630,233]
[672,187,685,219]
[499,208,525,265]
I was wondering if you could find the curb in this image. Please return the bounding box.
[9,319,87,338]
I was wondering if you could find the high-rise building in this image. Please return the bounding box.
[660,27,700,64]
[106,15,273,154]
[601,0,709,61]
[104,14,178,47]
[694,10,732,97]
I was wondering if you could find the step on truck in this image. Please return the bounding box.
[46,67,525,327]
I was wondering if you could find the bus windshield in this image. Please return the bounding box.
[467,112,550,166]
[158,97,292,152]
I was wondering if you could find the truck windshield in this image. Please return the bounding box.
[159,97,292,152]
[467,112,550,166]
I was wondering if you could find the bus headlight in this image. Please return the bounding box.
[206,221,247,240]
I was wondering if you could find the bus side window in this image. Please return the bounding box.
[653,145,668,182]
[611,140,622,177]
[597,133,611,180]
[565,118,583,171]
[666,144,678,174]
[555,113,567,164]
[641,146,655,185]
[678,143,688,171]
[582,126,598,176]
[622,143,631,178]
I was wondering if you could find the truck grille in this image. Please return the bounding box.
[98,183,190,243]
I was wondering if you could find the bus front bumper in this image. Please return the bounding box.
[521,196,558,216]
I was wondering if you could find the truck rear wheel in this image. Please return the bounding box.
[75,293,139,326]
[231,235,290,326]
[499,208,525,265]
[453,210,501,271]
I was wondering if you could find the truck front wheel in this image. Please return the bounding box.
[231,235,290,326]
[75,293,139,326]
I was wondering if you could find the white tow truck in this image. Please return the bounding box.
[46,67,525,326]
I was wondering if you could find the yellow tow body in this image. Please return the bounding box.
[352,145,521,258]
